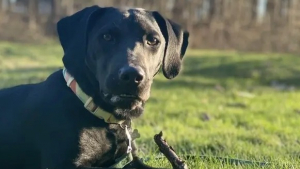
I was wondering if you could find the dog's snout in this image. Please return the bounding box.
[118,66,145,85]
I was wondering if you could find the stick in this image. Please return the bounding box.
[154,131,188,169]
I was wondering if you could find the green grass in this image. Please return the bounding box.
[1,41,300,168]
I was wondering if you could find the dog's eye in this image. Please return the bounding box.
[146,36,160,46]
[103,34,113,41]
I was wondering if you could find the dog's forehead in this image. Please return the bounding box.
[120,8,159,30]
[123,8,146,18]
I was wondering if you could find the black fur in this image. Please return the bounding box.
[152,12,189,79]
[0,5,189,169]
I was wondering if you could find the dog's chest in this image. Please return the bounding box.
[74,124,130,167]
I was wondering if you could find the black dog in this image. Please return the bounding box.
[0,5,189,169]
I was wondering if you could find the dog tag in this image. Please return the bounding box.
[124,125,132,153]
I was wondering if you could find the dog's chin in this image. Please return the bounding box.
[114,104,144,120]
[101,92,145,119]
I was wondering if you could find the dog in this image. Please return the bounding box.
[0,5,189,169]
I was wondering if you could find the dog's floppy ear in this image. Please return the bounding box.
[57,5,105,77]
[152,11,189,79]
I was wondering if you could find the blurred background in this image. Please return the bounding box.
[0,0,300,168]
[1,0,300,53]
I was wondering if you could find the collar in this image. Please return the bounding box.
[62,68,125,124]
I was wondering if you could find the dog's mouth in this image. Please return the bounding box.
[101,91,143,109]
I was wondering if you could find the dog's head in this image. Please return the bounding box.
[57,6,189,120]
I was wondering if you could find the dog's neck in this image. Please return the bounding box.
[62,68,137,159]
[62,68,125,124]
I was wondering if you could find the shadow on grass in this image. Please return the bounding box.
[152,78,216,90]
[2,66,62,74]
[181,55,300,87]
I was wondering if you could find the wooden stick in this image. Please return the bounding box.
[154,131,188,169]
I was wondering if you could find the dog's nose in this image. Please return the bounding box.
[118,66,145,85]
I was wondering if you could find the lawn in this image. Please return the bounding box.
[1,41,300,168]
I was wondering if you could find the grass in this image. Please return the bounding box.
[1,41,300,168]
